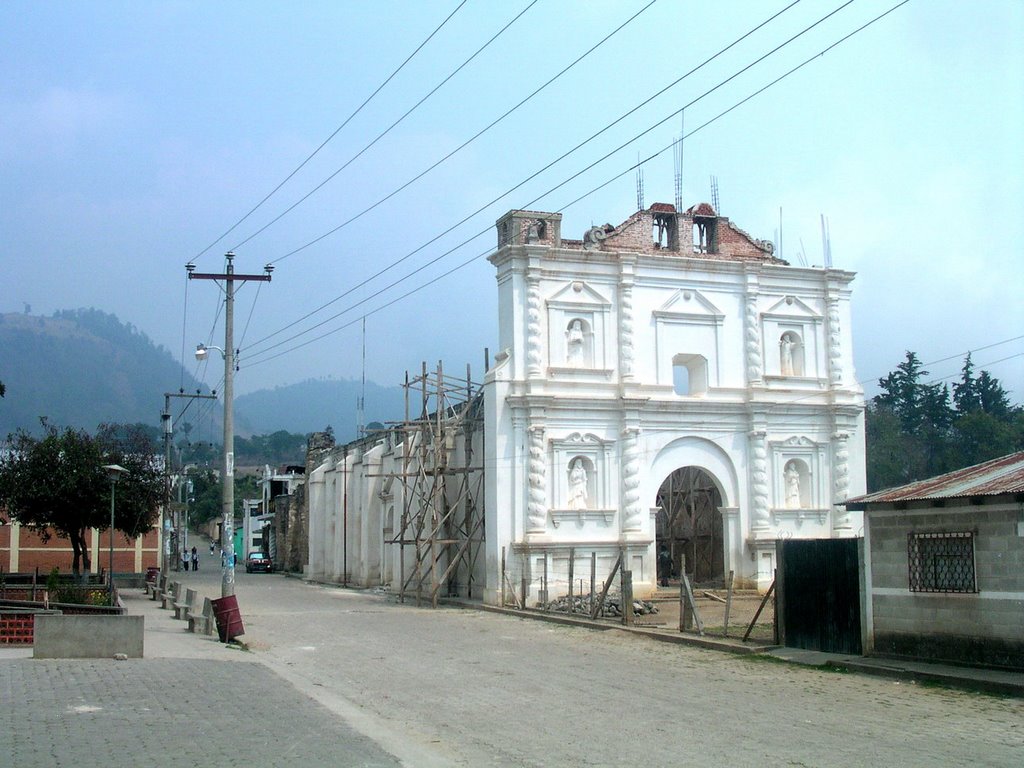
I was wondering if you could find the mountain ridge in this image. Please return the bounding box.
[0,310,404,442]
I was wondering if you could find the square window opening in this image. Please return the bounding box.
[908,531,977,593]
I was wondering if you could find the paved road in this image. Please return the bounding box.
[220,566,1024,766]
[4,560,1022,766]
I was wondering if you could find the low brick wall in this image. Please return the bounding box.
[1,612,40,644]
[33,614,144,658]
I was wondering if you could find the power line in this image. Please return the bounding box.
[237,280,266,351]
[242,0,803,354]
[230,0,541,253]
[243,0,913,370]
[179,272,191,392]
[191,0,469,263]
[265,0,663,266]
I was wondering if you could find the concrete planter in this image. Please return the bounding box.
[33,614,144,658]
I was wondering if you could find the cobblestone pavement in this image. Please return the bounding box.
[222,572,1021,768]
[3,561,1022,767]
[0,657,400,768]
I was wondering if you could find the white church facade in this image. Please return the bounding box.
[305,202,866,603]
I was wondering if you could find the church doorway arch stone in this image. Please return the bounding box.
[655,467,724,586]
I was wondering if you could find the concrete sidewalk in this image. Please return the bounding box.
[765,646,1024,697]
[0,584,403,768]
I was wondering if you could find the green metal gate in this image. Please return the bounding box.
[776,539,862,655]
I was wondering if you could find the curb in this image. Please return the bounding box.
[823,658,1024,698]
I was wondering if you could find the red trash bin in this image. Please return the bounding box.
[210,594,245,642]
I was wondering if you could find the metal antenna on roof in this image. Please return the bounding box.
[636,153,644,211]
[710,175,720,212]
[674,109,684,211]
[821,214,833,268]
[357,315,366,437]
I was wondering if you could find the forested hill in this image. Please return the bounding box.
[234,377,406,441]
[0,309,407,443]
[0,309,208,435]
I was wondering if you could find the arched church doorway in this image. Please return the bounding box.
[655,467,724,586]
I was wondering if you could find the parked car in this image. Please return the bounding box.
[245,551,273,573]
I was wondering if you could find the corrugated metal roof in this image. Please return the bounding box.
[845,451,1024,508]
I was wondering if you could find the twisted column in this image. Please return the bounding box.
[827,295,843,388]
[526,425,547,532]
[619,283,635,379]
[621,427,642,531]
[749,430,770,530]
[526,277,543,377]
[744,293,763,383]
[831,431,851,530]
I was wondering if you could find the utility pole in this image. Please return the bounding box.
[162,390,217,578]
[188,253,272,597]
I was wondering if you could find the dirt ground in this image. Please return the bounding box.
[532,584,777,643]
[638,586,776,642]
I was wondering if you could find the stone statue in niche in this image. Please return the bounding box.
[568,458,589,510]
[566,319,585,367]
[780,334,796,376]
[784,461,801,508]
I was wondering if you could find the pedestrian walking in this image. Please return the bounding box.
[191,546,199,571]
[657,543,673,587]
[181,548,189,571]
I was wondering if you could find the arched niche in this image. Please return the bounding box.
[779,331,805,376]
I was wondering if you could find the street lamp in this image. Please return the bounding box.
[103,464,128,606]
[194,342,224,362]
[189,252,270,600]
[196,339,236,597]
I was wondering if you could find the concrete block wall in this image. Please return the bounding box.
[867,503,1024,669]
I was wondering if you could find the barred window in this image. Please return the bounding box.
[908,531,977,593]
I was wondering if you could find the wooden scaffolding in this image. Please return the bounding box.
[390,361,485,607]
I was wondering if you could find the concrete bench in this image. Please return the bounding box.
[149,574,168,601]
[143,568,160,596]
[160,581,181,610]
[187,597,215,636]
[173,588,197,620]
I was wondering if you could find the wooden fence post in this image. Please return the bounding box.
[621,568,633,626]
[723,570,735,636]
[500,546,506,608]
[567,548,575,614]
[590,552,596,613]
[542,552,549,611]
[521,553,528,611]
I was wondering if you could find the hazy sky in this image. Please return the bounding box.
[3,0,1022,413]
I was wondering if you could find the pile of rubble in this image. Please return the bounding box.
[539,592,659,618]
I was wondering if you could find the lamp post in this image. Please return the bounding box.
[103,464,127,606]
[190,252,271,598]
[196,340,234,595]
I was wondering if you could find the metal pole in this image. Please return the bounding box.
[187,255,270,600]
[109,480,115,605]
[162,395,172,577]
[221,253,236,598]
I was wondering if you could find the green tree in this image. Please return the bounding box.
[976,370,1012,418]
[186,469,222,527]
[952,353,979,414]
[0,422,163,575]
[867,352,1021,492]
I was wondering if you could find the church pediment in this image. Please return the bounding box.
[652,288,724,323]
[763,295,822,321]
[557,431,610,446]
[547,280,611,309]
